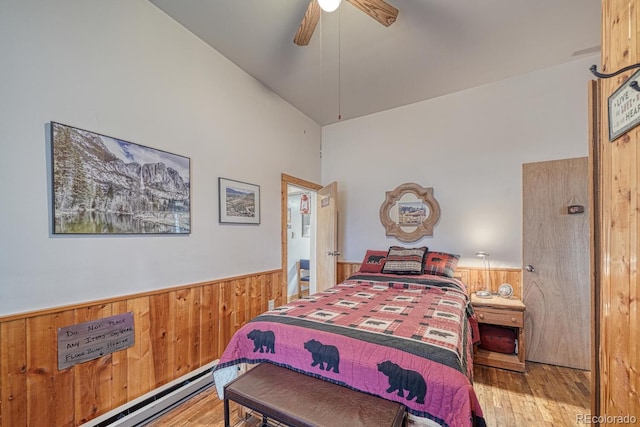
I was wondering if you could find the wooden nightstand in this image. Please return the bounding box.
[471,293,526,373]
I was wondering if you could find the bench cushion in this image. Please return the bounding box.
[224,363,405,427]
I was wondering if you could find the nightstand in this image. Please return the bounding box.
[471,293,526,372]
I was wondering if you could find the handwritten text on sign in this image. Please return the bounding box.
[608,69,640,141]
[57,312,134,370]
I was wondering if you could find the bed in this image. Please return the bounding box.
[213,249,485,427]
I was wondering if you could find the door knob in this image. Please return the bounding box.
[525,265,535,272]
[327,251,340,256]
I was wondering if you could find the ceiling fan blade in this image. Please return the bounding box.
[346,0,398,27]
[294,0,321,46]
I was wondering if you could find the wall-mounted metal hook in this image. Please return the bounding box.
[590,64,640,78]
[590,64,640,92]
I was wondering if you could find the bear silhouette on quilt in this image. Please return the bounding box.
[247,329,275,353]
[377,360,427,404]
[303,339,340,373]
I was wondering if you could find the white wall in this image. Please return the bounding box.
[0,0,321,316]
[321,56,597,268]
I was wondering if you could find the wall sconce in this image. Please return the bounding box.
[475,251,492,298]
[318,0,341,12]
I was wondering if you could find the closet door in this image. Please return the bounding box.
[523,157,590,370]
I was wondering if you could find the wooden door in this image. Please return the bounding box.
[523,158,590,370]
[316,182,338,292]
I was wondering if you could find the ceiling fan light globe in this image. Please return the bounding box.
[318,0,341,12]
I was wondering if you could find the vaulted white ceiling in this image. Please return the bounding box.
[149,0,601,126]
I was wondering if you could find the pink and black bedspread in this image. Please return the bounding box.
[213,273,485,427]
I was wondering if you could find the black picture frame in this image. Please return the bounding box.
[51,122,191,234]
[218,177,260,224]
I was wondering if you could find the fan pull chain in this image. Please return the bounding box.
[338,6,342,120]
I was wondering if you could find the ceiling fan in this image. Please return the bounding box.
[294,0,399,46]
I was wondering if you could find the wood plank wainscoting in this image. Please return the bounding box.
[338,262,523,299]
[0,269,283,427]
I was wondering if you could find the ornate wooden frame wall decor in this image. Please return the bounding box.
[379,183,441,242]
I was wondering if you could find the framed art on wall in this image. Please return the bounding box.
[379,182,441,242]
[219,177,260,224]
[301,213,310,237]
[51,122,191,234]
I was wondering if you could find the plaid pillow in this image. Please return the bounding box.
[382,246,428,275]
[423,251,460,277]
[359,250,388,273]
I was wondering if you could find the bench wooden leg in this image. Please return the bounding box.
[224,397,230,427]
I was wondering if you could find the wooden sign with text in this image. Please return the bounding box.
[608,69,640,141]
[57,312,134,370]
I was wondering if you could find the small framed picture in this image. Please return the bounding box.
[302,213,310,237]
[398,201,427,226]
[219,178,260,224]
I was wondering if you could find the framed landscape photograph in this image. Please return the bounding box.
[302,213,311,237]
[219,178,260,224]
[51,122,191,234]
[398,201,427,226]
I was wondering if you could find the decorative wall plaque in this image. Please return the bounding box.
[57,312,135,370]
[608,68,640,141]
[379,183,441,242]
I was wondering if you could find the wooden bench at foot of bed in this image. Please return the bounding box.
[223,363,406,427]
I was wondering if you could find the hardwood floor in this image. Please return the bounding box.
[473,363,590,426]
[146,362,590,427]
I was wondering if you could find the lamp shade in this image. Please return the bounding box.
[318,0,341,12]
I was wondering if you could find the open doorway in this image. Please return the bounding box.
[287,185,313,299]
[281,174,322,302]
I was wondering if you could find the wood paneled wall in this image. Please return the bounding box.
[598,0,640,421]
[0,270,283,426]
[338,262,523,299]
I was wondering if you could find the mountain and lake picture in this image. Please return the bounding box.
[51,122,190,234]
[218,177,260,224]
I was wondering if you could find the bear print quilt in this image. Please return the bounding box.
[213,273,485,427]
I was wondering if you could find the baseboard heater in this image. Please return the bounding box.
[82,360,218,427]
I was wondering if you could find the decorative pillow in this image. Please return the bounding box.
[381,246,428,275]
[423,251,460,277]
[478,324,517,354]
[358,250,388,273]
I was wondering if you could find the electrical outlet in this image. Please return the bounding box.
[268,299,275,311]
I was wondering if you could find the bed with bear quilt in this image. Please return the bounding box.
[213,273,485,427]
